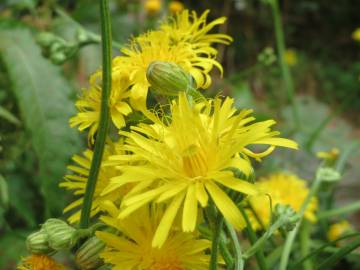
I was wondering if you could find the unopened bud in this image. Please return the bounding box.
[42,218,76,251]
[26,229,54,254]
[75,236,106,270]
[36,32,56,47]
[146,61,193,96]
[273,204,300,232]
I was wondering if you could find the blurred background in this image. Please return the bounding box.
[0,0,359,268]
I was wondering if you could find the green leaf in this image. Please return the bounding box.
[0,229,29,269]
[0,28,82,216]
[0,105,21,126]
[0,174,9,207]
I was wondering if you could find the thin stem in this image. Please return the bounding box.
[79,0,112,229]
[225,220,245,270]
[279,173,323,270]
[239,205,268,270]
[209,214,224,270]
[317,201,360,220]
[316,236,360,270]
[270,0,300,130]
[300,220,312,270]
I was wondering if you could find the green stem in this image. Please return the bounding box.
[209,215,224,270]
[317,201,360,220]
[279,173,323,270]
[270,0,300,130]
[316,236,360,270]
[225,220,245,270]
[300,220,312,270]
[239,205,268,270]
[79,0,112,229]
[289,232,360,270]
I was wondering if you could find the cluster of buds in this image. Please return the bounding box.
[36,29,99,65]
[26,219,76,254]
[26,218,106,269]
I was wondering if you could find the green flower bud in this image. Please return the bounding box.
[42,218,76,251]
[26,229,54,254]
[146,61,193,96]
[273,204,300,232]
[75,236,106,270]
[36,32,57,47]
[51,52,67,65]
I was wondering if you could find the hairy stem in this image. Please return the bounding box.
[79,0,112,229]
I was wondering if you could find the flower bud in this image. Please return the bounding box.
[146,61,193,96]
[42,218,76,251]
[273,204,300,232]
[75,236,106,270]
[26,229,54,255]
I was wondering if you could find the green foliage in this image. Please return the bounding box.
[0,27,81,216]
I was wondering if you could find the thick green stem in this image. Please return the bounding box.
[279,173,323,270]
[209,215,224,270]
[79,0,112,229]
[300,220,312,270]
[239,205,268,270]
[270,0,300,130]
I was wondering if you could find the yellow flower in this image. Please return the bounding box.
[97,202,212,270]
[70,71,132,144]
[103,93,297,247]
[169,1,184,14]
[145,0,161,15]
[113,10,232,109]
[317,147,339,163]
[60,142,128,223]
[327,220,353,242]
[17,255,66,270]
[248,173,318,230]
[352,28,360,41]
[284,49,297,66]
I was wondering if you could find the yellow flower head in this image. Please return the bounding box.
[169,1,184,14]
[352,28,360,41]
[113,10,232,109]
[145,0,162,15]
[284,49,297,66]
[60,142,128,223]
[327,220,353,242]
[70,71,132,144]
[248,173,318,230]
[102,93,297,247]
[317,147,339,163]
[97,202,212,270]
[17,255,66,270]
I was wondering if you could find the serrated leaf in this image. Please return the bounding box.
[0,28,82,216]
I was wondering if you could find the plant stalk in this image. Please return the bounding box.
[270,0,300,130]
[209,214,224,270]
[79,0,112,229]
[279,172,323,270]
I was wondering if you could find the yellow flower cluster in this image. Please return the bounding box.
[70,9,232,143]
[63,9,299,270]
[247,173,318,230]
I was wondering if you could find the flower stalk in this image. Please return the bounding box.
[269,0,300,130]
[79,0,112,229]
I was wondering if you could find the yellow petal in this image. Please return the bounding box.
[182,184,198,232]
[205,181,244,229]
[152,192,185,248]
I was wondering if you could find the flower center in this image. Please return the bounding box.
[149,261,184,270]
[182,145,208,178]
